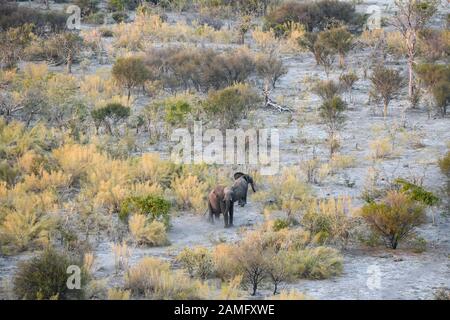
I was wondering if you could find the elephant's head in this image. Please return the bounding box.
[234,172,256,193]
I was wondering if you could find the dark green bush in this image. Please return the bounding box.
[91,103,130,135]
[119,195,171,227]
[264,0,363,35]
[13,248,88,300]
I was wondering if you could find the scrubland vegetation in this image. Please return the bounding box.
[0,0,449,300]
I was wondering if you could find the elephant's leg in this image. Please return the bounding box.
[208,202,214,223]
[223,211,229,228]
[229,203,234,226]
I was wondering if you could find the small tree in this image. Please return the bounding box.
[263,249,292,295]
[298,32,321,65]
[255,54,288,90]
[317,26,353,68]
[47,32,84,74]
[360,191,426,249]
[237,15,252,44]
[339,72,358,103]
[319,96,347,155]
[391,0,438,98]
[370,65,404,118]
[112,56,151,101]
[91,103,130,135]
[313,80,342,101]
[314,41,335,78]
[233,232,266,296]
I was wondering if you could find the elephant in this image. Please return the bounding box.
[207,172,256,228]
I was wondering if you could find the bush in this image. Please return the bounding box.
[360,191,426,249]
[125,257,207,299]
[203,83,261,130]
[272,218,290,231]
[317,26,353,68]
[319,96,347,155]
[91,103,130,135]
[176,246,214,280]
[313,80,341,101]
[0,2,68,33]
[415,63,450,117]
[434,287,450,300]
[112,56,151,101]
[255,53,287,89]
[145,47,257,93]
[119,195,171,226]
[172,174,209,214]
[13,248,88,300]
[394,178,439,206]
[128,215,169,246]
[163,97,192,127]
[112,11,129,23]
[370,65,404,118]
[264,0,362,35]
[261,168,312,220]
[288,246,343,279]
[302,196,354,248]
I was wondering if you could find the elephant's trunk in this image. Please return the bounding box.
[251,182,256,193]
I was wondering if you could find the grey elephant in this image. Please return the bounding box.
[207,172,256,228]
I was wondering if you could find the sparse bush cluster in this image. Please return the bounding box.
[144,46,283,93]
[211,229,343,295]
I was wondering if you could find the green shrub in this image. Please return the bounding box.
[394,178,439,206]
[112,56,151,100]
[163,98,192,126]
[91,103,130,135]
[119,195,171,226]
[203,83,261,130]
[360,191,426,249]
[176,246,214,280]
[13,248,88,300]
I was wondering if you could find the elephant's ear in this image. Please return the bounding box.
[234,172,245,180]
